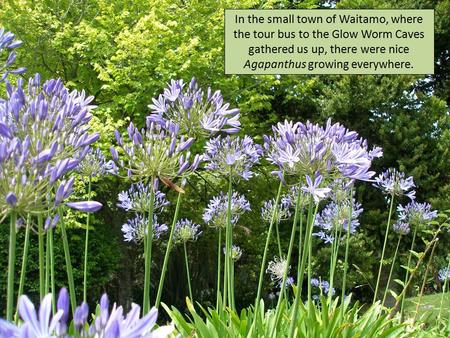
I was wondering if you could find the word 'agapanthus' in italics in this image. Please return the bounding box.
[204,135,262,180]
[373,168,415,200]
[117,182,169,214]
[314,198,363,244]
[112,120,201,183]
[0,28,26,82]
[263,119,382,182]
[121,214,167,243]
[77,148,117,178]
[397,201,437,226]
[0,288,174,337]
[148,78,241,138]
[173,219,202,243]
[203,191,250,228]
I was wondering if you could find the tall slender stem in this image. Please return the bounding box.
[143,178,155,314]
[275,222,282,257]
[270,190,302,337]
[400,224,418,320]
[83,177,92,303]
[254,180,283,312]
[373,194,395,303]
[329,217,343,304]
[59,207,77,315]
[38,214,45,300]
[49,226,56,313]
[45,230,49,293]
[16,215,31,310]
[6,212,17,321]
[216,227,222,309]
[382,235,402,306]
[224,169,233,309]
[289,200,319,338]
[438,257,450,323]
[341,187,354,304]
[183,242,193,302]
[413,239,438,324]
[155,192,182,307]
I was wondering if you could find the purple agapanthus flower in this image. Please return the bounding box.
[173,218,202,243]
[112,119,201,183]
[313,197,363,244]
[204,135,262,180]
[438,267,450,282]
[121,214,168,243]
[0,288,174,337]
[261,196,292,224]
[66,201,103,213]
[263,119,382,182]
[117,182,170,214]
[397,201,438,226]
[311,278,335,300]
[148,78,241,138]
[373,168,415,200]
[392,221,410,235]
[223,244,243,262]
[77,148,117,177]
[0,29,26,82]
[301,174,331,203]
[203,191,251,228]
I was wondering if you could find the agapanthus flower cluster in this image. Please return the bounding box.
[314,198,363,244]
[0,29,26,82]
[173,219,202,243]
[438,267,450,283]
[203,191,251,228]
[260,196,292,224]
[397,201,438,227]
[77,148,117,178]
[112,119,201,182]
[392,221,410,235]
[263,119,382,182]
[204,135,262,180]
[223,245,243,262]
[373,168,415,200]
[117,182,170,214]
[266,256,290,286]
[148,78,241,138]
[0,74,101,216]
[0,288,174,337]
[121,214,167,243]
[311,278,335,299]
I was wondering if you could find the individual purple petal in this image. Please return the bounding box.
[66,201,102,213]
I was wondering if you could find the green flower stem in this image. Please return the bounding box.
[155,191,182,308]
[6,212,17,321]
[231,257,235,309]
[288,200,319,338]
[373,194,395,303]
[253,179,283,312]
[328,217,343,304]
[49,226,56,313]
[400,224,418,320]
[183,242,193,302]
[270,189,302,337]
[341,187,354,304]
[216,227,222,309]
[382,234,402,306]
[275,222,282,257]
[16,214,31,321]
[438,257,450,323]
[143,178,155,314]
[83,177,92,303]
[224,169,233,309]
[59,207,77,315]
[38,214,45,300]
[413,239,438,324]
[45,229,50,293]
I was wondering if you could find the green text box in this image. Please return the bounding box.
[225,9,434,75]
